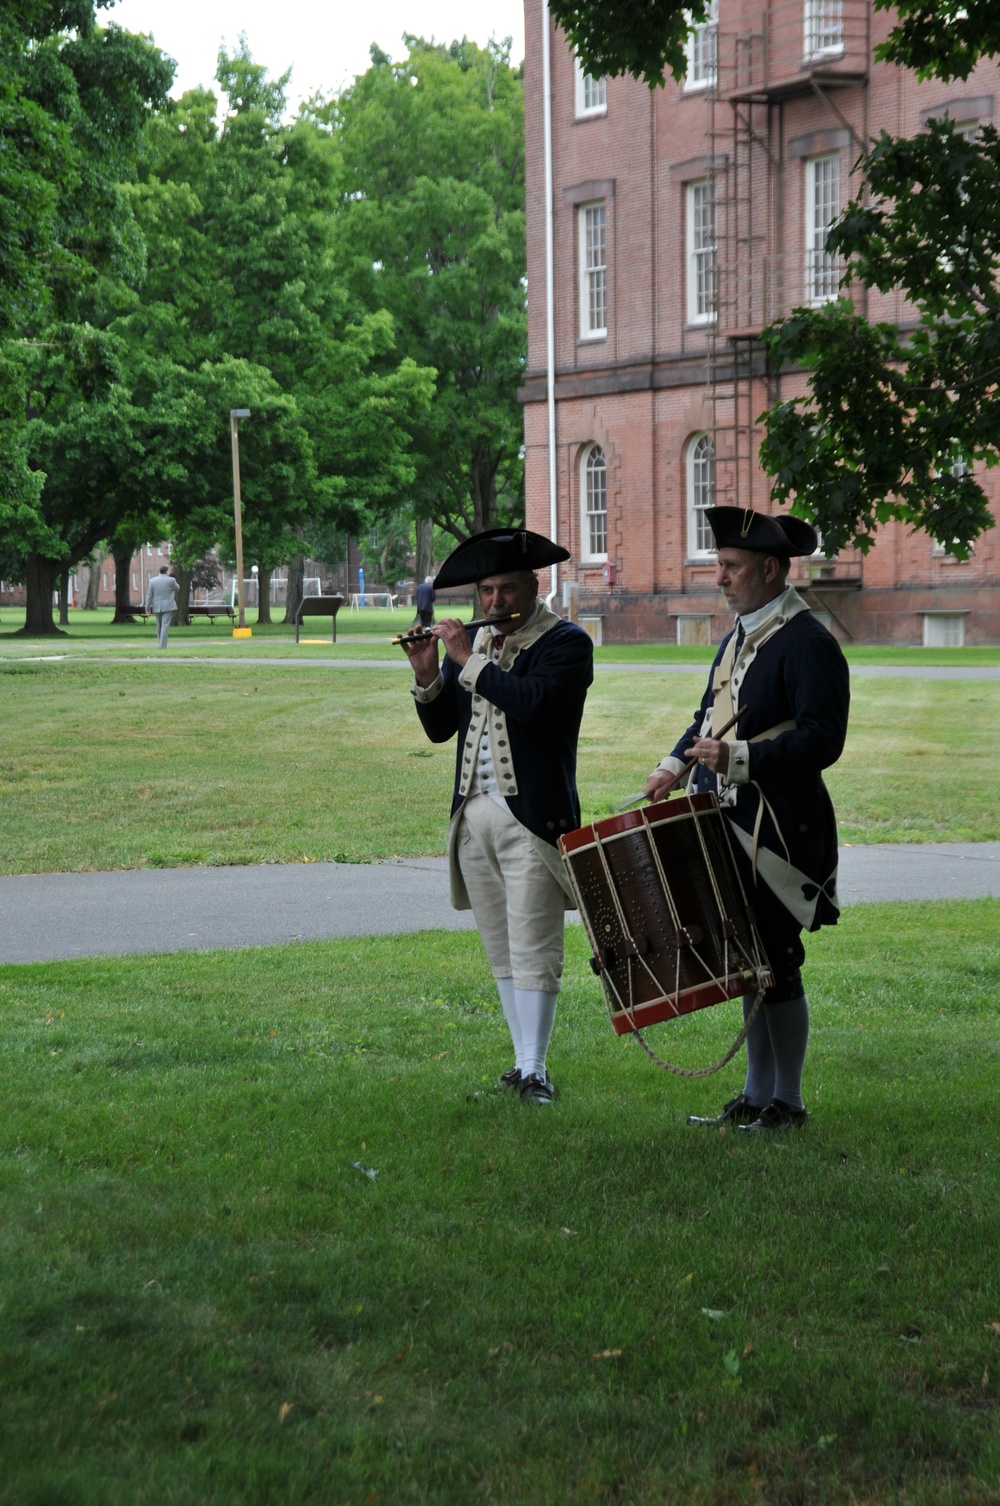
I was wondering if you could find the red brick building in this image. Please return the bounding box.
[520,0,1000,644]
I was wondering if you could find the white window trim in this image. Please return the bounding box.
[684,1,719,90]
[580,444,608,562]
[686,179,716,325]
[578,201,608,340]
[805,152,841,305]
[804,0,844,60]
[686,433,716,559]
[573,57,607,118]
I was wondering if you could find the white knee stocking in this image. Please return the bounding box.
[515,989,558,1079]
[496,977,523,1072]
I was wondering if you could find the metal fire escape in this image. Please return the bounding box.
[705,0,871,520]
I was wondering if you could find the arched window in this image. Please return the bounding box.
[581,444,608,560]
[686,433,715,557]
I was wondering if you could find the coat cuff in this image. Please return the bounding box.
[724,740,751,785]
[654,755,688,780]
[411,673,444,703]
[458,651,490,692]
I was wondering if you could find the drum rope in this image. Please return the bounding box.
[588,828,674,1018]
[625,981,765,1079]
[639,804,735,1000]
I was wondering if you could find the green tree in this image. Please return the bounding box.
[0,10,172,633]
[330,37,527,544]
[759,119,1000,557]
[128,46,433,614]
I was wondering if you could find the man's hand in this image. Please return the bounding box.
[644,769,679,802]
[683,737,730,776]
[402,632,442,688]
[434,616,472,668]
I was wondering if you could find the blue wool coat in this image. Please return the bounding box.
[674,607,850,931]
[415,616,594,847]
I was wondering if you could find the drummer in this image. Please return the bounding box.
[402,529,594,1105]
[645,506,850,1132]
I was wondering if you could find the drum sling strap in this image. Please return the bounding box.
[710,629,796,887]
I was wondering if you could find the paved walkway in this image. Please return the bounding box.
[1,844,996,965]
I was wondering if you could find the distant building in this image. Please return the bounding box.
[521,0,1000,643]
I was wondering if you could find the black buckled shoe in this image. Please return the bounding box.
[499,1066,522,1090]
[738,1098,808,1133]
[686,1093,764,1127]
[519,1072,555,1106]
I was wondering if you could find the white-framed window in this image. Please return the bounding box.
[574,56,607,117]
[804,0,843,58]
[578,201,608,339]
[580,444,608,560]
[686,433,716,557]
[806,153,841,303]
[132,571,138,590]
[685,0,719,89]
[686,179,716,324]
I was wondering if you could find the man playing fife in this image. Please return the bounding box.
[645,506,850,1132]
[403,529,594,1105]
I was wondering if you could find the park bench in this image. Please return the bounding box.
[186,604,235,625]
[295,594,345,643]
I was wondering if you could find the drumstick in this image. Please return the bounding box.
[612,704,749,812]
[391,612,521,647]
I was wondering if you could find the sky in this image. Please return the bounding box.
[104,0,527,110]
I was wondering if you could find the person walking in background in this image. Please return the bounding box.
[146,566,180,648]
[415,575,436,629]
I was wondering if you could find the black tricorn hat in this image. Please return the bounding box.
[707,506,818,558]
[433,528,570,589]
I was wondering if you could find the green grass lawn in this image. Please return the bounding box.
[0,656,995,875]
[1,902,997,1505]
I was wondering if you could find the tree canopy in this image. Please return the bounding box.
[0,4,173,629]
[760,118,1000,557]
[328,37,527,542]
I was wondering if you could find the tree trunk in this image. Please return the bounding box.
[111,543,138,624]
[84,549,103,609]
[283,553,305,625]
[19,553,63,635]
[257,566,272,624]
[58,568,70,626]
[470,449,497,534]
[415,515,434,581]
[173,564,192,625]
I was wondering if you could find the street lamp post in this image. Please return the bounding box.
[230,408,251,635]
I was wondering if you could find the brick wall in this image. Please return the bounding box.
[522,0,1000,644]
